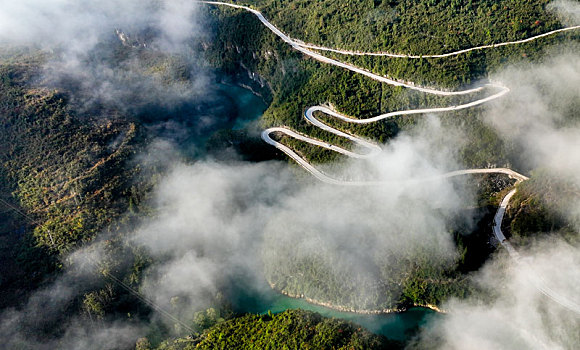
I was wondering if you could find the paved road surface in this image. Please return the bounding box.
[297,26,580,58]
[200,0,580,314]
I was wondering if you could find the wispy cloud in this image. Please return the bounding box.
[411,24,580,349]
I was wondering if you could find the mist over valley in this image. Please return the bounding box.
[0,1,579,349]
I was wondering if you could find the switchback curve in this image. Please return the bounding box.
[200,0,580,314]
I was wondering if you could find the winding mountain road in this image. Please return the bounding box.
[296,25,580,58]
[200,1,580,314]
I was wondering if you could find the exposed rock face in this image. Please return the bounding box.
[240,61,267,88]
[115,28,148,48]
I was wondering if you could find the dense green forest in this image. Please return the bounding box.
[261,174,506,311]
[0,60,150,307]
[151,309,401,350]
[0,0,578,348]
[203,1,578,168]
[236,0,578,88]
[201,0,579,312]
[253,0,563,53]
[506,171,580,246]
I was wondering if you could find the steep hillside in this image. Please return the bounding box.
[0,60,150,306]
[152,309,401,350]
[200,0,580,311]
[202,0,579,167]
[0,0,578,348]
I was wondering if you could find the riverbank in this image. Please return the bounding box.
[269,282,445,315]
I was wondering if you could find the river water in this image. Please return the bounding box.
[230,282,437,342]
[220,83,268,130]
[216,84,438,342]
[142,81,267,158]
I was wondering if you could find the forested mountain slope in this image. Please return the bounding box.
[0,0,578,348]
